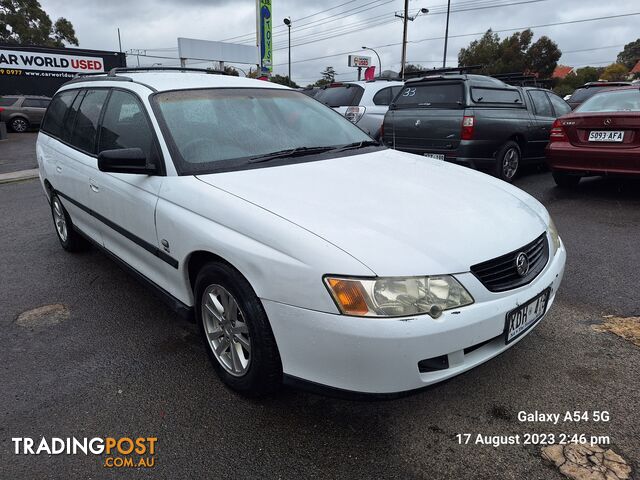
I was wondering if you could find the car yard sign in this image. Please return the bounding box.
[0,49,105,74]
[348,55,371,68]
[258,0,272,74]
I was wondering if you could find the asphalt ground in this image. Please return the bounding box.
[1,161,639,478]
[0,132,38,174]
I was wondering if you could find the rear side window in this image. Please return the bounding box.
[62,91,85,142]
[71,89,109,153]
[393,83,464,108]
[547,92,571,116]
[314,85,365,107]
[576,89,640,113]
[0,97,18,106]
[529,90,553,117]
[98,90,157,162]
[471,87,522,104]
[372,86,403,106]
[22,98,43,108]
[41,90,78,139]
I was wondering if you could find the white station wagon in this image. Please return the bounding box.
[37,68,566,396]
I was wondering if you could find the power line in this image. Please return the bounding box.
[274,11,640,67]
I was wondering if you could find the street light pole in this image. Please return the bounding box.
[443,0,451,68]
[362,46,382,77]
[283,17,292,85]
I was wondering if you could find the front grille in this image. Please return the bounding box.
[470,234,549,292]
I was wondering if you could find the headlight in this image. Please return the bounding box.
[548,217,561,256]
[324,275,474,318]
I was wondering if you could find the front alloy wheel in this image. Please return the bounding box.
[195,262,282,396]
[202,284,251,376]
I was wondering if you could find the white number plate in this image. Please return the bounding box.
[424,153,445,161]
[588,131,624,142]
[505,288,551,343]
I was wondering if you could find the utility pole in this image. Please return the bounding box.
[395,5,428,79]
[117,28,122,53]
[443,0,451,68]
[400,0,409,79]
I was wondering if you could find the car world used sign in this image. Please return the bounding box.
[347,55,371,68]
[0,49,105,73]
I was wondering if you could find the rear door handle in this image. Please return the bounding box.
[56,165,62,173]
[89,181,99,193]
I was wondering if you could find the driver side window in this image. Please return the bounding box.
[98,90,158,163]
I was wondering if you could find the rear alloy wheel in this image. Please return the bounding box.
[50,194,88,252]
[10,117,29,133]
[495,141,521,183]
[195,262,282,396]
[553,172,581,188]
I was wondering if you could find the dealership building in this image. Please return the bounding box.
[0,44,126,97]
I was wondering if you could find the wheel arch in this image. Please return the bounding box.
[186,250,247,295]
[508,133,526,153]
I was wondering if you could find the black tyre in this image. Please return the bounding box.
[195,262,282,396]
[50,194,89,252]
[553,172,581,188]
[10,117,29,133]
[495,141,521,183]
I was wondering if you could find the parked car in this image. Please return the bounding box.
[381,73,572,182]
[314,80,404,138]
[0,95,51,132]
[38,68,565,396]
[298,86,320,98]
[566,82,631,110]
[546,86,640,187]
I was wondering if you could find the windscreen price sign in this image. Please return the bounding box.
[0,49,105,74]
[348,55,371,67]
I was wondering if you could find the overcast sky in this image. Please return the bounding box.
[39,0,639,85]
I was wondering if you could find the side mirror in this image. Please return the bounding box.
[97,148,157,175]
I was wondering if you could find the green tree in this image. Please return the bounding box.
[222,66,240,76]
[0,0,78,46]
[616,39,640,69]
[458,29,561,77]
[270,74,299,88]
[314,66,336,86]
[600,63,629,82]
[553,66,604,96]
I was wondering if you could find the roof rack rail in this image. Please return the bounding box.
[491,72,552,87]
[404,65,483,80]
[106,66,226,76]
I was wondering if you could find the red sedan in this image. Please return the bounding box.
[546,86,640,187]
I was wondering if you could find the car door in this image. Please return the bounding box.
[526,89,556,159]
[91,88,167,287]
[21,98,47,125]
[546,91,572,119]
[45,89,106,243]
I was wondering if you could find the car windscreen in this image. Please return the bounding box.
[575,89,640,112]
[314,84,364,107]
[153,88,374,175]
[392,83,464,109]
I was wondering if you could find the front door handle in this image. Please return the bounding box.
[56,165,62,173]
[89,181,99,193]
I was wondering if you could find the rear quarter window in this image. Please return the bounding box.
[393,83,464,109]
[0,97,18,106]
[314,85,364,107]
[41,90,78,139]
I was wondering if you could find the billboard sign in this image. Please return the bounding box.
[177,38,258,64]
[348,55,371,68]
[258,0,272,74]
[0,49,105,73]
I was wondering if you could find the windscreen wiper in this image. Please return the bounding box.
[331,140,380,152]
[248,146,336,164]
